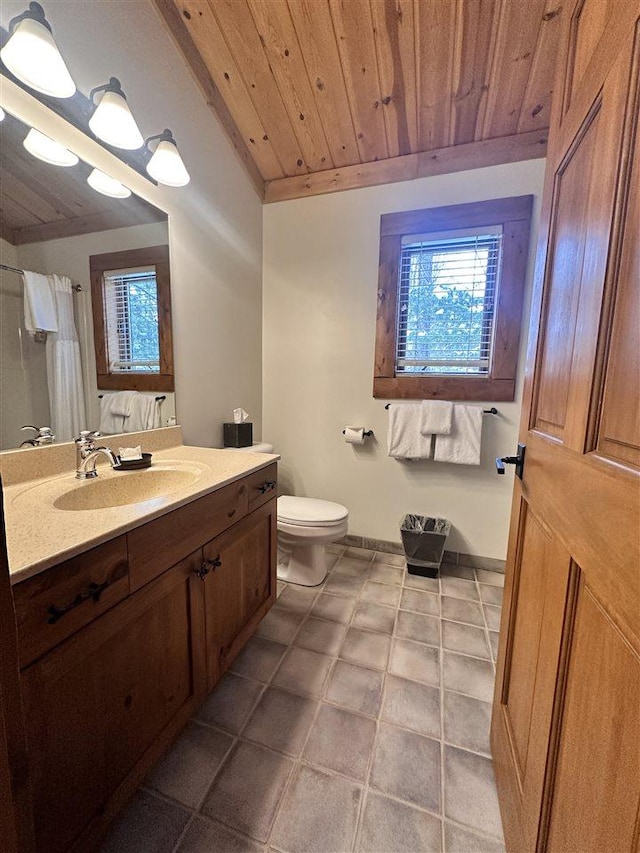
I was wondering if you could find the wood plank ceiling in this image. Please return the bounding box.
[155,0,562,202]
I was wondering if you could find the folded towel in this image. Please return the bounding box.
[434,405,483,465]
[108,390,138,417]
[99,393,127,434]
[23,271,58,333]
[387,403,432,459]
[127,394,160,432]
[420,400,453,435]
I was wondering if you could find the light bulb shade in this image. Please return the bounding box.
[89,86,144,150]
[23,128,79,167]
[87,168,131,199]
[1,8,76,98]
[146,135,190,187]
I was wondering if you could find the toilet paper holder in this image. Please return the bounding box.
[342,429,374,437]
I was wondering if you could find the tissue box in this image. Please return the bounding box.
[223,422,253,448]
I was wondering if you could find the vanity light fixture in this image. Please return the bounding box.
[145,129,190,187]
[23,127,79,167]
[0,2,76,98]
[87,168,131,199]
[88,77,143,150]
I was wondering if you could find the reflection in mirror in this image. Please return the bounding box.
[0,109,176,450]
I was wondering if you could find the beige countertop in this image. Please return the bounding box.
[4,442,279,585]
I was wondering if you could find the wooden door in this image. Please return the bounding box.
[21,552,206,853]
[202,500,277,689]
[491,2,640,851]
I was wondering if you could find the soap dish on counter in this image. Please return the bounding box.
[115,453,153,470]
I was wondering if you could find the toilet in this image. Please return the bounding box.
[225,442,349,586]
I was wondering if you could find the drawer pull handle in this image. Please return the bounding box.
[257,480,276,494]
[194,555,222,580]
[47,580,111,625]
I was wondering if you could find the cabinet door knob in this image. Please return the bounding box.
[257,480,276,494]
[47,579,111,624]
[194,555,222,580]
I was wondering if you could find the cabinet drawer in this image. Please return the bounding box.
[246,463,278,513]
[128,479,249,591]
[13,536,129,668]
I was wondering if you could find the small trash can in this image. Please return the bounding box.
[400,515,451,578]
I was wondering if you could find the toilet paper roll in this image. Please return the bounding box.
[344,426,365,445]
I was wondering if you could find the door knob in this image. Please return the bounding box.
[496,443,526,479]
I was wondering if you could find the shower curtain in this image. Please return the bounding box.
[46,275,86,441]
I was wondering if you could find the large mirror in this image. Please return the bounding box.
[0,108,176,450]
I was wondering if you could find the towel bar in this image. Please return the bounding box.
[384,403,498,415]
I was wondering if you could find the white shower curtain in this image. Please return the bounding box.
[46,275,86,441]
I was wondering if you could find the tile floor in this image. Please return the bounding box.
[101,545,505,853]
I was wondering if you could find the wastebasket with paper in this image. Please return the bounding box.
[400,515,451,578]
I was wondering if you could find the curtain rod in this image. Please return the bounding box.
[0,263,82,292]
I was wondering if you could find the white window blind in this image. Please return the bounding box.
[396,227,503,376]
[103,266,160,373]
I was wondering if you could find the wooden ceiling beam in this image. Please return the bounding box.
[264,129,547,203]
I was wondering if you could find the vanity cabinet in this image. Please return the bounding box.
[13,463,277,853]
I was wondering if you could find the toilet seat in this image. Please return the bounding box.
[277,495,348,528]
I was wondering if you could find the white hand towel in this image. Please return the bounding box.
[387,403,432,459]
[109,390,138,417]
[420,400,453,435]
[23,271,58,332]
[127,394,159,432]
[99,394,127,434]
[434,405,483,465]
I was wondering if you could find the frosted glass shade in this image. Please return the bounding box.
[87,168,131,199]
[89,90,144,150]
[0,16,75,98]
[23,128,79,167]
[146,138,190,187]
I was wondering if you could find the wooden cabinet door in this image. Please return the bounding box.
[202,500,277,688]
[491,3,640,851]
[21,553,206,853]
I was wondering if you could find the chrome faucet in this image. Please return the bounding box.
[20,425,55,447]
[75,430,120,479]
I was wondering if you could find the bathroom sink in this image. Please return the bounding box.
[53,468,200,511]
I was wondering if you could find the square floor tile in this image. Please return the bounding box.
[310,592,356,624]
[196,673,263,734]
[178,816,263,853]
[294,616,347,656]
[483,604,502,631]
[344,546,375,562]
[361,581,402,607]
[340,627,391,671]
[145,721,233,808]
[444,745,502,838]
[444,691,492,755]
[388,639,440,687]
[255,607,304,644]
[326,543,345,555]
[100,790,190,853]
[479,584,504,606]
[443,652,495,702]
[353,601,396,635]
[274,585,319,614]
[400,588,440,616]
[333,556,372,577]
[444,820,505,853]
[277,581,287,596]
[489,632,500,662]
[271,765,361,853]
[442,621,490,660]
[404,573,439,593]
[202,741,293,842]
[381,675,441,739]
[441,577,479,601]
[272,646,333,698]
[442,596,485,627]
[396,610,440,647]
[303,703,376,781]
[230,636,287,683]
[370,723,441,813]
[358,791,441,853]
[440,564,475,581]
[476,569,505,587]
[324,572,366,597]
[325,660,384,717]
[368,564,404,586]
[373,551,406,567]
[242,686,317,756]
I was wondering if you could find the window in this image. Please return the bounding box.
[374,196,532,401]
[90,245,174,392]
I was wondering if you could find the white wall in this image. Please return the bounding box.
[263,160,546,559]
[0,0,263,449]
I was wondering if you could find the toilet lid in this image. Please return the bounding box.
[278,495,348,527]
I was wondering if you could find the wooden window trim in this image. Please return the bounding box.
[373,195,533,402]
[89,245,174,392]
